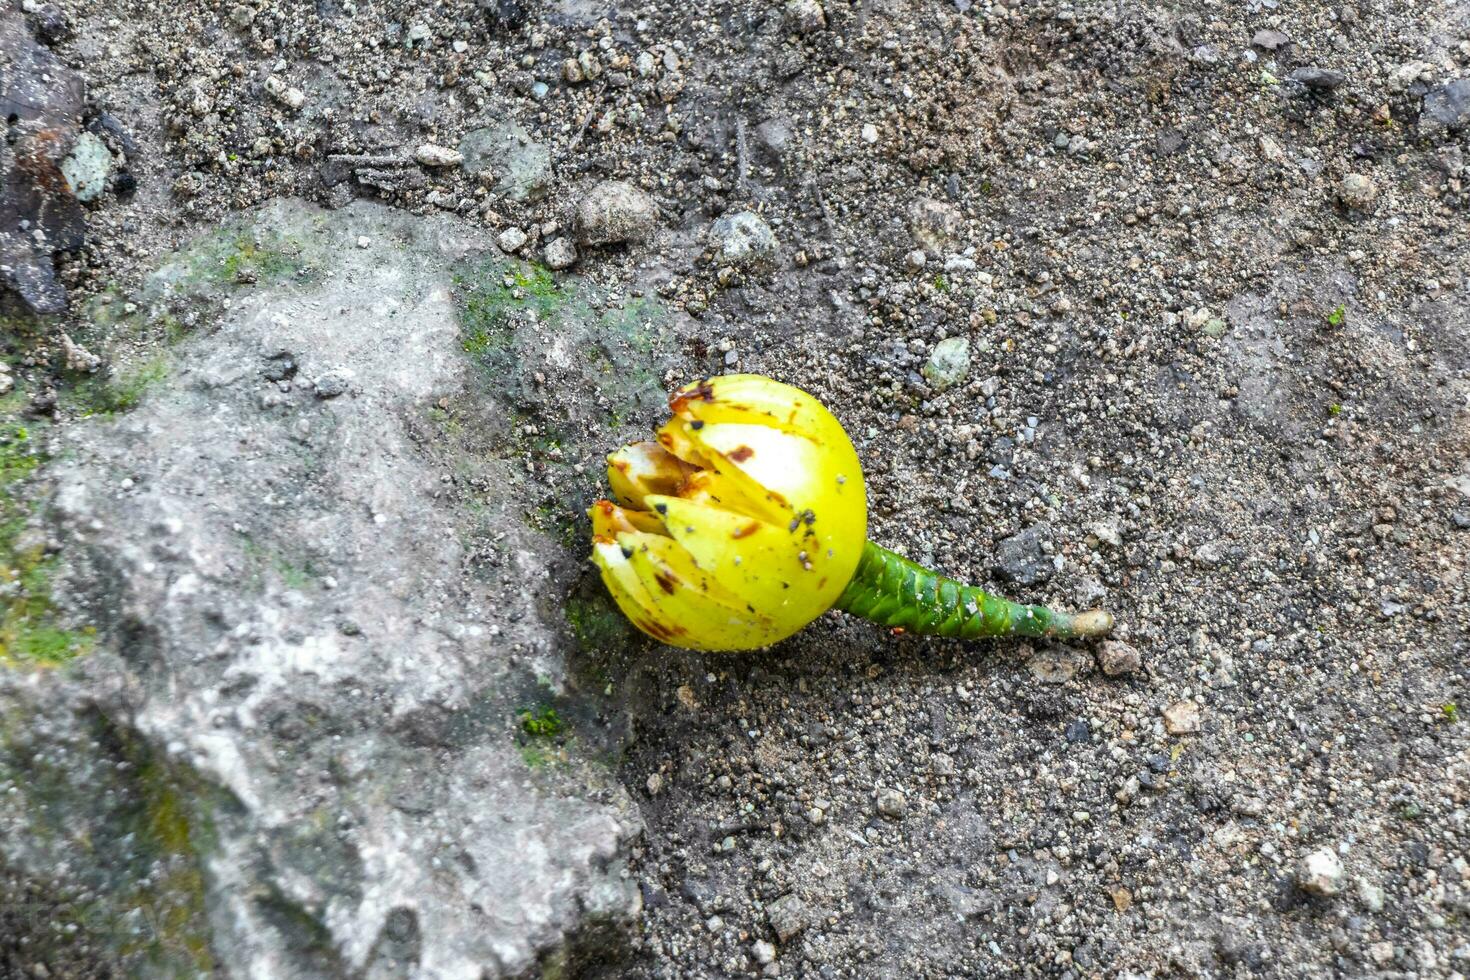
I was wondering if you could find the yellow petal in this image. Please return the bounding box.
[589,499,667,538]
[671,373,845,443]
[646,494,825,637]
[664,430,790,524]
[591,539,693,647]
[607,442,693,509]
[615,531,782,650]
[653,418,711,469]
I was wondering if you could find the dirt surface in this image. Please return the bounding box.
[5,0,1470,976]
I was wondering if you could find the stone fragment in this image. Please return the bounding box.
[1251,29,1290,50]
[263,75,305,110]
[460,121,551,201]
[767,894,810,942]
[1097,640,1142,677]
[1029,649,1087,685]
[785,0,825,33]
[876,788,907,819]
[415,143,463,168]
[708,210,778,271]
[993,525,1053,586]
[0,12,87,312]
[1338,173,1378,210]
[1163,700,1202,735]
[60,131,111,202]
[8,199,645,977]
[497,226,528,253]
[1422,80,1470,132]
[1297,848,1344,896]
[908,197,961,251]
[543,236,577,270]
[922,337,970,392]
[577,180,658,246]
[1286,67,1345,91]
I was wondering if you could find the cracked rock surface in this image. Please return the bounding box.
[4,200,647,978]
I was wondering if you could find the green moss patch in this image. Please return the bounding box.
[0,424,91,667]
[69,356,169,418]
[454,258,568,361]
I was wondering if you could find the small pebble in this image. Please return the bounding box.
[876,788,906,819]
[415,144,464,168]
[921,337,970,392]
[766,894,810,942]
[313,373,349,399]
[1097,640,1141,677]
[577,180,658,245]
[1298,848,1344,896]
[543,237,578,270]
[497,226,529,253]
[1339,173,1378,210]
[1162,700,1201,735]
[785,0,825,33]
[263,76,305,111]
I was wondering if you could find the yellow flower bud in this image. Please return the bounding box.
[590,374,867,650]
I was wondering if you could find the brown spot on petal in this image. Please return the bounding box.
[637,618,686,641]
[654,572,677,595]
[670,380,716,414]
[728,445,755,463]
[732,521,762,539]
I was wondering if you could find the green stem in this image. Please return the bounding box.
[834,541,1113,640]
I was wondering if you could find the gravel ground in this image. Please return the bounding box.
[5,0,1470,976]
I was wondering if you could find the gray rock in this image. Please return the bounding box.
[1286,67,1346,91]
[0,12,87,313]
[992,525,1053,586]
[754,117,793,158]
[922,337,970,392]
[312,371,349,398]
[459,121,552,201]
[1422,79,1470,132]
[908,197,962,251]
[8,199,645,978]
[263,74,305,110]
[1163,700,1202,735]
[708,211,778,271]
[1028,649,1088,685]
[577,180,658,246]
[497,225,529,253]
[544,236,578,270]
[767,894,810,942]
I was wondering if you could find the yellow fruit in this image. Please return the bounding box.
[590,375,866,650]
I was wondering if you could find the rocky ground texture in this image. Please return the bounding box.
[0,0,1467,977]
